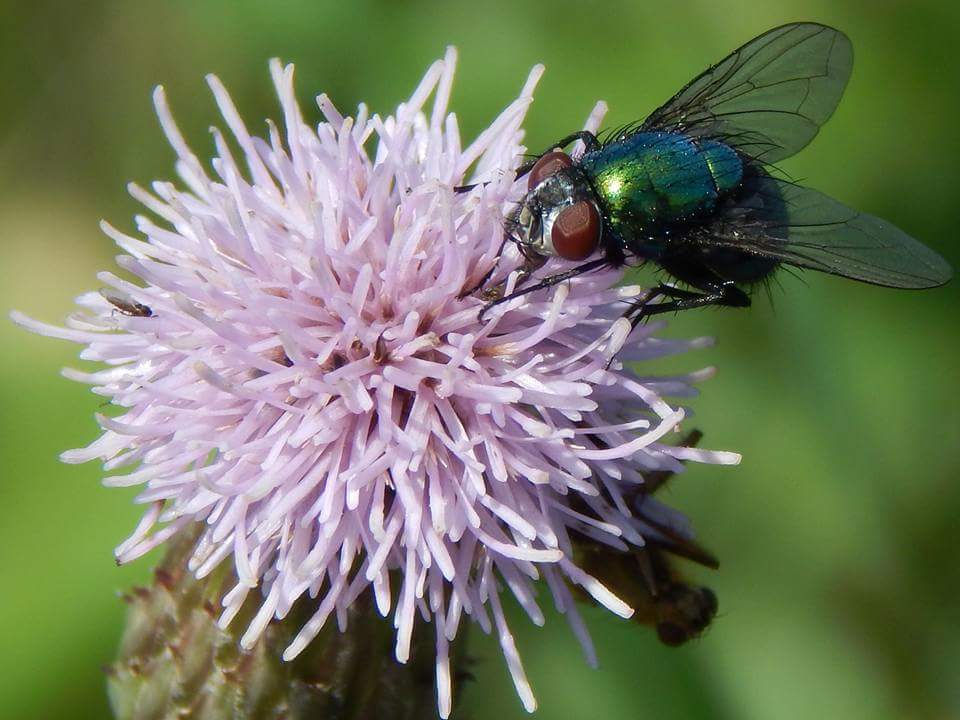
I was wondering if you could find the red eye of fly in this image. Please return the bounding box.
[527,150,574,190]
[552,201,601,260]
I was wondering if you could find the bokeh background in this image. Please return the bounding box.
[3,1,958,718]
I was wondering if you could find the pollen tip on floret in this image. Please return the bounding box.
[528,63,546,88]
[8,309,26,327]
[59,449,85,464]
[608,317,633,354]
[689,365,718,381]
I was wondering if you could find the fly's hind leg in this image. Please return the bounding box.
[625,281,751,329]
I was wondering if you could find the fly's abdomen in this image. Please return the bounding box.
[581,132,743,240]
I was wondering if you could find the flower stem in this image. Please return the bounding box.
[107,529,469,719]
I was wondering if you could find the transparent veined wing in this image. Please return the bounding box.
[700,174,953,289]
[638,23,853,164]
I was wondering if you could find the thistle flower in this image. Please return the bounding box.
[13,48,739,716]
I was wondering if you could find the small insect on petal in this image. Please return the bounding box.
[552,201,601,261]
[100,289,153,317]
[527,150,573,190]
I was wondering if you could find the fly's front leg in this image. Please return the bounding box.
[460,242,546,301]
[515,131,602,180]
[499,246,547,294]
[477,257,608,321]
[455,131,600,191]
[458,236,510,299]
[554,130,602,154]
[459,205,530,299]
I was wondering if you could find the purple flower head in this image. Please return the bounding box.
[13,49,739,716]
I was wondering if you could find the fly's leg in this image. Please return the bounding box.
[459,206,528,299]
[494,244,548,296]
[626,282,750,329]
[514,131,602,179]
[461,240,545,301]
[477,258,609,322]
[557,130,602,154]
[458,236,510,299]
[454,131,601,193]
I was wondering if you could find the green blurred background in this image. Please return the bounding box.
[3,1,958,718]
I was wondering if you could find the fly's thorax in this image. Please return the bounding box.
[697,139,743,195]
[516,166,603,261]
[580,133,744,242]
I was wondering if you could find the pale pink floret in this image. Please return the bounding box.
[13,49,739,716]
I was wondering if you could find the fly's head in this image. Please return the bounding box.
[512,150,603,262]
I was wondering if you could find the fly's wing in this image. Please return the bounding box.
[701,175,953,289]
[637,23,852,164]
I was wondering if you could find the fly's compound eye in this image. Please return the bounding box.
[527,150,573,190]
[552,201,601,260]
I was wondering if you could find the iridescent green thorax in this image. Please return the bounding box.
[579,132,743,245]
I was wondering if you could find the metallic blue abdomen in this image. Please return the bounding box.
[579,132,742,242]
